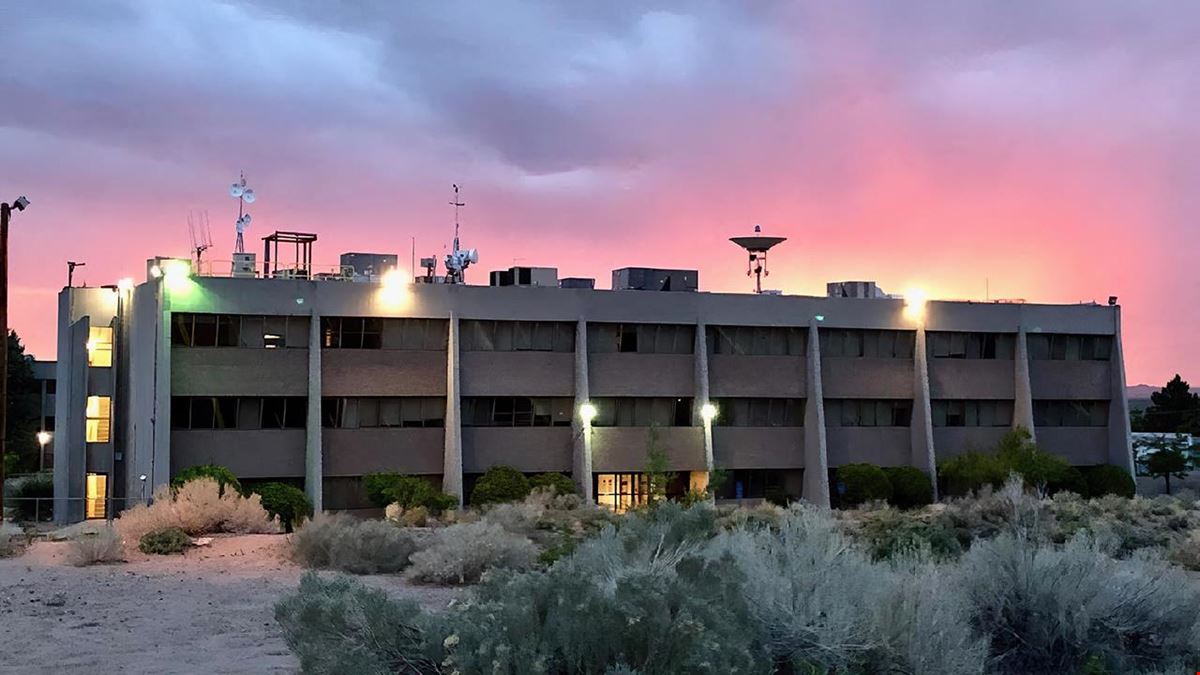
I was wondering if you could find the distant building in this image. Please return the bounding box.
[32,359,55,470]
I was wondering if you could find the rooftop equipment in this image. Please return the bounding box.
[730,224,786,294]
[443,184,478,284]
[262,231,317,279]
[612,267,698,292]
[826,281,889,299]
[559,277,595,290]
[341,252,399,279]
[229,172,256,254]
[490,266,558,287]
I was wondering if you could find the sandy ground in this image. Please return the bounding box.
[0,534,463,675]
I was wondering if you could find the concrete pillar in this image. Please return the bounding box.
[803,319,831,507]
[571,319,593,501]
[151,281,172,491]
[910,327,939,500]
[1014,326,1036,442]
[54,312,89,524]
[305,313,323,513]
[694,321,714,476]
[442,312,463,504]
[1107,307,1136,476]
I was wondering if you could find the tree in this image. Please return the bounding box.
[1143,375,1200,434]
[995,426,1070,497]
[1143,435,1190,495]
[5,331,41,474]
[643,427,674,506]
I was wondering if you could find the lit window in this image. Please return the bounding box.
[86,396,111,443]
[86,473,108,519]
[87,326,114,367]
[595,473,648,512]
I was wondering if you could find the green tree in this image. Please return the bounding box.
[995,427,1070,497]
[643,427,674,506]
[4,331,41,474]
[1143,375,1200,434]
[1143,435,1190,495]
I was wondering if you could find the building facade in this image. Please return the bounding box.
[52,259,1134,521]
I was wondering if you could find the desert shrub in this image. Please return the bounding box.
[0,522,26,558]
[836,463,893,507]
[275,573,442,675]
[939,451,1007,497]
[9,472,53,522]
[1046,491,1200,557]
[528,472,577,496]
[850,507,964,561]
[1167,532,1200,571]
[139,527,190,555]
[1047,465,1088,496]
[171,464,243,496]
[995,427,1072,496]
[252,482,312,532]
[883,466,934,508]
[957,532,1200,674]
[67,526,124,566]
[406,520,537,585]
[365,473,458,512]
[116,478,278,544]
[291,513,418,575]
[1081,464,1136,498]
[469,465,531,506]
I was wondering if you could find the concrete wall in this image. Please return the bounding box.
[460,352,573,396]
[928,360,1016,399]
[323,428,443,475]
[588,353,694,396]
[1029,361,1112,399]
[932,428,1013,460]
[172,348,308,396]
[825,427,912,467]
[591,427,706,472]
[712,427,805,468]
[322,350,445,396]
[1036,428,1111,465]
[821,358,914,398]
[462,427,573,472]
[171,430,306,478]
[708,355,805,397]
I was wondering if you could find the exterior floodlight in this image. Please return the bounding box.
[149,265,163,279]
[36,431,52,446]
[700,402,718,423]
[579,402,598,425]
[379,267,410,307]
[814,314,825,322]
[13,196,29,211]
[117,277,134,292]
[903,288,928,322]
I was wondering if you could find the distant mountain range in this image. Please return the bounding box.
[1126,384,1158,400]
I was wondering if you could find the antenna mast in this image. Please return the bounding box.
[188,210,213,266]
[229,171,256,254]
[443,183,478,284]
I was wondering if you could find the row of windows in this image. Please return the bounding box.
[460,321,575,353]
[927,332,1016,360]
[1033,400,1109,427]
[819,330,916,359]
[824,399,913,427]
[587,324,695,354]
[322,397,445,428]
[171,397,308,430]
[173,314,310,349]
[462,397,575,427]
[931,400,1014,427]
[1027,334,1112,361]
[589,397,695,427]
[712,398,804,427]
[707,326,806,356]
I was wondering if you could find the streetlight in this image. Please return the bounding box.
[579,402,598,426]
[700,402,718,423]
[36,431,52,472]
[0,196,29,518]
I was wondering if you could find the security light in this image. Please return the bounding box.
[36,431,52,446]
[117,277,135,292]
[579,402,598,425]
[13,196,29,211]
[700,402,718,423]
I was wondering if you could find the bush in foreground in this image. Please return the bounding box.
[251,482,312,533]
[528,472,577,496]
[67,526,125,566]
[116,478,278,544]
[0,522,26,558]
[139,527,190,555]
[406,520,537,585]
[9,472,53,522]
[469,466,531,506]
[836,463,893,507]
[291,513,419,575]
[1081,464,1136,498]
[939,451,1007,497]
[171,464,243,496]
[364,473,458,512]
[883,466,934,508]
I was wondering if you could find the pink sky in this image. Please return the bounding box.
[1,2,1196,386]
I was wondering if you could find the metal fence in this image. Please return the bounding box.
[2,496,146,526]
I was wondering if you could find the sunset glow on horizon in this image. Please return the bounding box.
[2,2,1196,387]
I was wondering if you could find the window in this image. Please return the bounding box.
[87,326,114,367]
[460,320,573,352]
[931,400,1014,427]
[819,329,915,358]
[45,379,56,394]
[85,396,111,442]
[462,397,573,427]
[824,399,912,427]
[589,398,694,427]
[321,317,383,349]
[927,332,1015,359]
[713,398,804,427]
[716,469,787,500]
[171,396,305,429]
[707,326,805,356]
[85,473,107,520]
[384,319,449,350]
[172,314,308,348]
[1033,400,1109,427]
[595,473,649,512]
[323,397,446,428]
[587,323,695,354]
[1026,334,1112,361]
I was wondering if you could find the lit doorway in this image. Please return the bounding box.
[86,473,108,519]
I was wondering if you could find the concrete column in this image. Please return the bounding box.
[305,313,323,513]
[1014,326,1036,441]
[694,321,714,476]
[1107,307,1136,476]
[910,326,938,500]
[151,282,172,491]
[571,318,593,501]
[803,319,831,507]
[54,312,89,524]
[442,313,463,504]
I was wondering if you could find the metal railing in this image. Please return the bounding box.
[2,496,146,526]
[191,259,374,281]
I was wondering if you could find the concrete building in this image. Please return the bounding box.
[51,255,1134,521]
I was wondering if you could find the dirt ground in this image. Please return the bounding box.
[0,534,463,675]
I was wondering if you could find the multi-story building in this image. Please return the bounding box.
[32,359,56,470]
[51,254,1134,522]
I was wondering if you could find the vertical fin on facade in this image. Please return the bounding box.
[803,318,831,507]
[443,313,464,504]
[572,318,593,500]
[694,320,713,478]
[910,326,939,500]
[1014,326,1036,442]
[1107,308,1136,478]
[55,315,90,524]
[305,312,323,512]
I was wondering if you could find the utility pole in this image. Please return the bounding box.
[0,196,29,520]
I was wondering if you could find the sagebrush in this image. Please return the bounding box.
[67,526,124,566]
[291,513,419,574]
[116,478,278,544]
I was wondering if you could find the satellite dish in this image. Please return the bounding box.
[241,189,256,203]
[241,214,252,226]
[230,183,244,198]
[468,249,478,264]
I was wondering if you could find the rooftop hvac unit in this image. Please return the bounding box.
[231,252,257,278]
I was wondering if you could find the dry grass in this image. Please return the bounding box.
[66,526,125,566]
[115,478,279,544]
